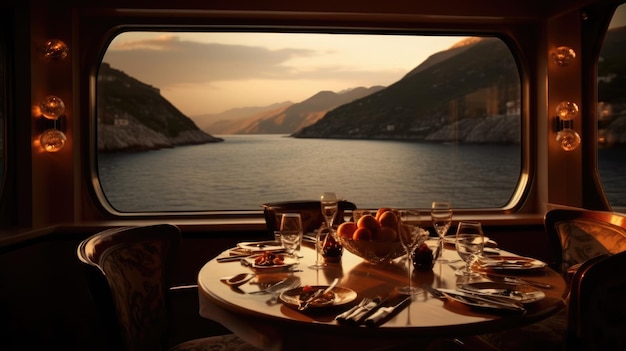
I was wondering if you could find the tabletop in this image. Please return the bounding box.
[197,239,567,351]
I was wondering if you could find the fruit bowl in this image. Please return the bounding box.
[336,236,405,264]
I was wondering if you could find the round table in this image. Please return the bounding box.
[198,239,567,351]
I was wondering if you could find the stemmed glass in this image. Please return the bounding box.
[396,209,428,294]
[431,201,452,263]
[309,192,337,269]
[280,213,303,258]
[454,221,485,277]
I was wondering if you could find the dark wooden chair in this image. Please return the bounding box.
[77,224,261,351]
[567,250,626,350]
[262,199,357,236]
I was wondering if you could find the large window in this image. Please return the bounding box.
[598,3,626,209]
[96,32,522,212]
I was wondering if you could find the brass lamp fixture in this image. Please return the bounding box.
[36,95,67,152]
[35,38,70,152]
[554,101,581,151]
[551,45,580,151]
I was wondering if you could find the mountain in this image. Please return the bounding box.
[193,101,294,133]
[294,37,522,142]
[97,63,223,152]
[204,86,385,135]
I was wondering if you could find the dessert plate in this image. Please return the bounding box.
[477,255,547,271]
[242,254,298,273]
[280,286,357,309]
[457,282,545,304]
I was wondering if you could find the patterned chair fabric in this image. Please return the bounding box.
[77,224,261,351]
[545,208,626,275]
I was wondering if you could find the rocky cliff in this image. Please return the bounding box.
[97,63,223,152]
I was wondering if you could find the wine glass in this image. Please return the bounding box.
[396,209,428,294]
[280,213,303,258]
[309,192,337,269]
[431,201,452,263]
[454,221,485,277]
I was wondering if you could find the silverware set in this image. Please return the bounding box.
[422,284,526,313]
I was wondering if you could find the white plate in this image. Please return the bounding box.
[458,282,545,304]
[477,255,547,271]
[439,289,526,313]
[243,254,298,273]
[279,286,357,309]
[237,241,285,253]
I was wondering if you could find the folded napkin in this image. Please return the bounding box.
[336,297,381,325]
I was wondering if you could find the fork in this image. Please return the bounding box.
[336,297,373,321]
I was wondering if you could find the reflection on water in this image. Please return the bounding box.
[98,134,521,212]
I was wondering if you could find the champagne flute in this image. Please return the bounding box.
[396,209,428,294]
[280,213,303,258]
[454,221,485,277]
[309,192,337,269]
[431,201,452,263]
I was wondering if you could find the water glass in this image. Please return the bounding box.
[280,213,303,257]
[454,221,484,277]
[431,201,452,263]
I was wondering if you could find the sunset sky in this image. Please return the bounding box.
[102,6,626,119]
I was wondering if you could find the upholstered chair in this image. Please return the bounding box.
[467,208,626,351]
[567,250,626,350]
[77,224,261,351]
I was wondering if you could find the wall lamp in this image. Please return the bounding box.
[554,101,581,151]
[551,45,580,151]
[35,95,67,152]
[35,39,69,152]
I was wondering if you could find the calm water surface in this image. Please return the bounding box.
[97,134,624,212]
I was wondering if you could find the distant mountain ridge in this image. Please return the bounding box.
[294,37,522,142]
[201,86,385,135]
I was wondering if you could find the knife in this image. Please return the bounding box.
[483,273,552,289]
[364,294,411,327]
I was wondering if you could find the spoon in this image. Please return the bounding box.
[221,273,255,286]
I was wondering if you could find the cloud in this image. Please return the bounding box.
[102,34,402,89]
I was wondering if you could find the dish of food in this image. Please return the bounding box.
[237,241,285,253]
[476,255,547,271]
[279,285,357,309]
[242,252,298,273]
[457,282,546,304]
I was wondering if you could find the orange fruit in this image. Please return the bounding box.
[375,226,398,241]
[375,207,392,221]
[357,214,381,234]
[337,221,357,239]
[378,211,398,229]
[353,227,373,240]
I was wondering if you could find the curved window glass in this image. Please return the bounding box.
[96,32,521,212]
[598,3,626,209]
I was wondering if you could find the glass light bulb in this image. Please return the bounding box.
[556,101,579,121]
[556,128,581,151]
[41,39,69,61]
[552,46,576,66]
[40,129,67,152]
[39,95,65,120]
